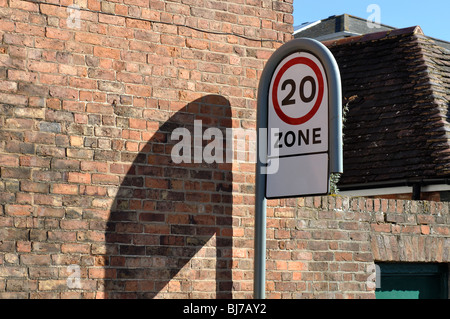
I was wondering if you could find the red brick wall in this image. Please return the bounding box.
[1,0,449,299]
[0,0,293,298]
[266,196,450,298]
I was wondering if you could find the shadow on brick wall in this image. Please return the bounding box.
[105,95,233,298]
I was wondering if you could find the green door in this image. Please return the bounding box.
[376,263,448,299]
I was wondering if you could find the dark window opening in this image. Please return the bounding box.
[376,263,448,299]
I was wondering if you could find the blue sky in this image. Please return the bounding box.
[293,0,450,41]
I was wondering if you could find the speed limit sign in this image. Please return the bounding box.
[271,54,325,126]
[257,38,342,200]
[266,51,330,199]
[254,38,342,298]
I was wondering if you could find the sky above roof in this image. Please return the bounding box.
[293,0,450,41]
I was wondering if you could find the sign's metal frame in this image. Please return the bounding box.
[254,38,343,299]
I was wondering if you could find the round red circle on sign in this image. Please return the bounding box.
[272,57,324,125]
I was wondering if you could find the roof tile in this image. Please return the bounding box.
[325,26,450,187]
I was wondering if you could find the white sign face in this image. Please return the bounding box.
[266,51,329,199]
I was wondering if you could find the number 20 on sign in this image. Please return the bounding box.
[266,51,329,199]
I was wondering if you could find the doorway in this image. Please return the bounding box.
[375,263,448,299]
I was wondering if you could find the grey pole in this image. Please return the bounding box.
[254,38,286,297]
[254,72,269,300]
[253,159,266,299]
[254,38,342,299]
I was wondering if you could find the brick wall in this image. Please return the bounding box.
[0,0,293,298]
[0,0,449,299]
[266,196,450,299]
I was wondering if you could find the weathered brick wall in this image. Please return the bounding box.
[1,0,449,300]
[265,196,450,299]
[0,0,293,298]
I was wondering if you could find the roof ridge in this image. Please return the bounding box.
[322,26,424,47]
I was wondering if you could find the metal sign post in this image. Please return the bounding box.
[254,38,343,299]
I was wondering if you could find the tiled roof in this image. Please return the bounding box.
[323,26,450,187]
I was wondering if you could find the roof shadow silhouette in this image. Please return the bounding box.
[104,95,233,298]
